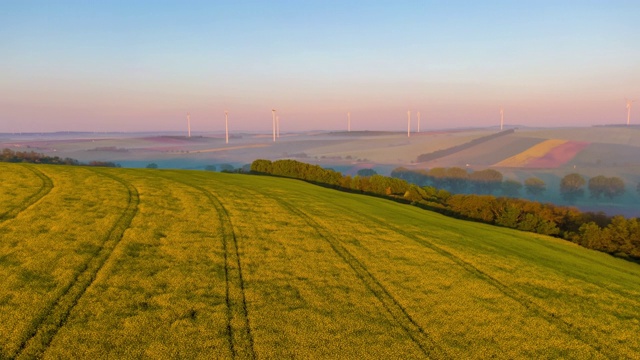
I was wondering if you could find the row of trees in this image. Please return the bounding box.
[250,159,640,261]
[252,159,344,185]
[1,148,119,167]
[578,217,640,258]
[204,164,249,172]
[561,173,626,201]
[391,167,629,202]
[391,167,546,197]
[1,148,80,165]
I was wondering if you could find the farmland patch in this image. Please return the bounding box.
[494,140,590,168]
[1,164,639,358]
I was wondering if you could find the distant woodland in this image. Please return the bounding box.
[0,148,119,167]
[251,159,640,261]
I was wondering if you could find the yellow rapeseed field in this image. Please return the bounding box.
[494,139,566,167]
[0,166,128,358]
[0,164,53,221]
[1,164,639,359]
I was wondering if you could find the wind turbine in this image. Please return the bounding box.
[407,110,411,138]
[187,112,191,137]
[224,110,229,144]
[417,111,421,133]
[500,107,504,131]
[627,99,635,126]
[271,109,276,142]
[348,111,351,132]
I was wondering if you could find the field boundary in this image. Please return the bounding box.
[252,189,448,359]
[0,164,54,223]
[159,173,255,360]
[13,169,140,359]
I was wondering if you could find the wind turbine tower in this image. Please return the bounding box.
[224,110,229,144]
[272,109,276,142]
[187,112,191,138]
[417,111,421,133]
[348,112,351,132]
[407,110,411,138]
[500,107,504,131]
[627,99,635,126]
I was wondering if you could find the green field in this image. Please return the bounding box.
[1,163,640,359]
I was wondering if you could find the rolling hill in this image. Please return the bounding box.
[1,163,640,359]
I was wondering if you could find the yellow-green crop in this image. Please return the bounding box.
[1,163,639,359]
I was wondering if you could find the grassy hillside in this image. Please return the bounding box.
[1,163,640,359]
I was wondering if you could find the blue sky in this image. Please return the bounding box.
[1,1,639,132]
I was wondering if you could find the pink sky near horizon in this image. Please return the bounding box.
[2,78,634,133]
[1,2,639,133]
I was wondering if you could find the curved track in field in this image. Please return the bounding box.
[271,199,446,358]
[328,199,614,358]
[229,182,447,359]
[0,165,54,223]
[13,169,140,360]
[159,174,255,360]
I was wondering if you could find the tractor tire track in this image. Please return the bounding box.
[159,174,255,360]
[0,164,54,223]
[194,174,445,358]
[252,189,448,360]
[334,204,613,358]
[13,169,139,360]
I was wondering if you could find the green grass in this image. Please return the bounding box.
[1,164,640,359]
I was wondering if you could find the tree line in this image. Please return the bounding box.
[392,167,629,202]
[1,148,119,167]
[250,159,640,261]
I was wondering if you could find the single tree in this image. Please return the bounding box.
[524,177,546,197]
[604,177,625,199]
[146,163,158,169]
[501,179,523,197]
[445,167,469,193]
[588,175,625,199]
[469,169,503,194]
[560,173,585,202]
[588,175,608,198]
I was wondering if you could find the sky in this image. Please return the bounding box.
[1,1,639,133]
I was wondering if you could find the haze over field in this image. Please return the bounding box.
[2,3,640,356]
[1,1,639,133]
[2,125,640,217]
[2,163,640,358]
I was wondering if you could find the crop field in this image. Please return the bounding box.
[1,163,640,358]
[493,139,591,168]
[524,141,590,168]
[305,130,490,165]
[523,127,640,147]
[417,134,544,168]
[494,139,567,167]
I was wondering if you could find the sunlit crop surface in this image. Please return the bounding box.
[1,163,639,359]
